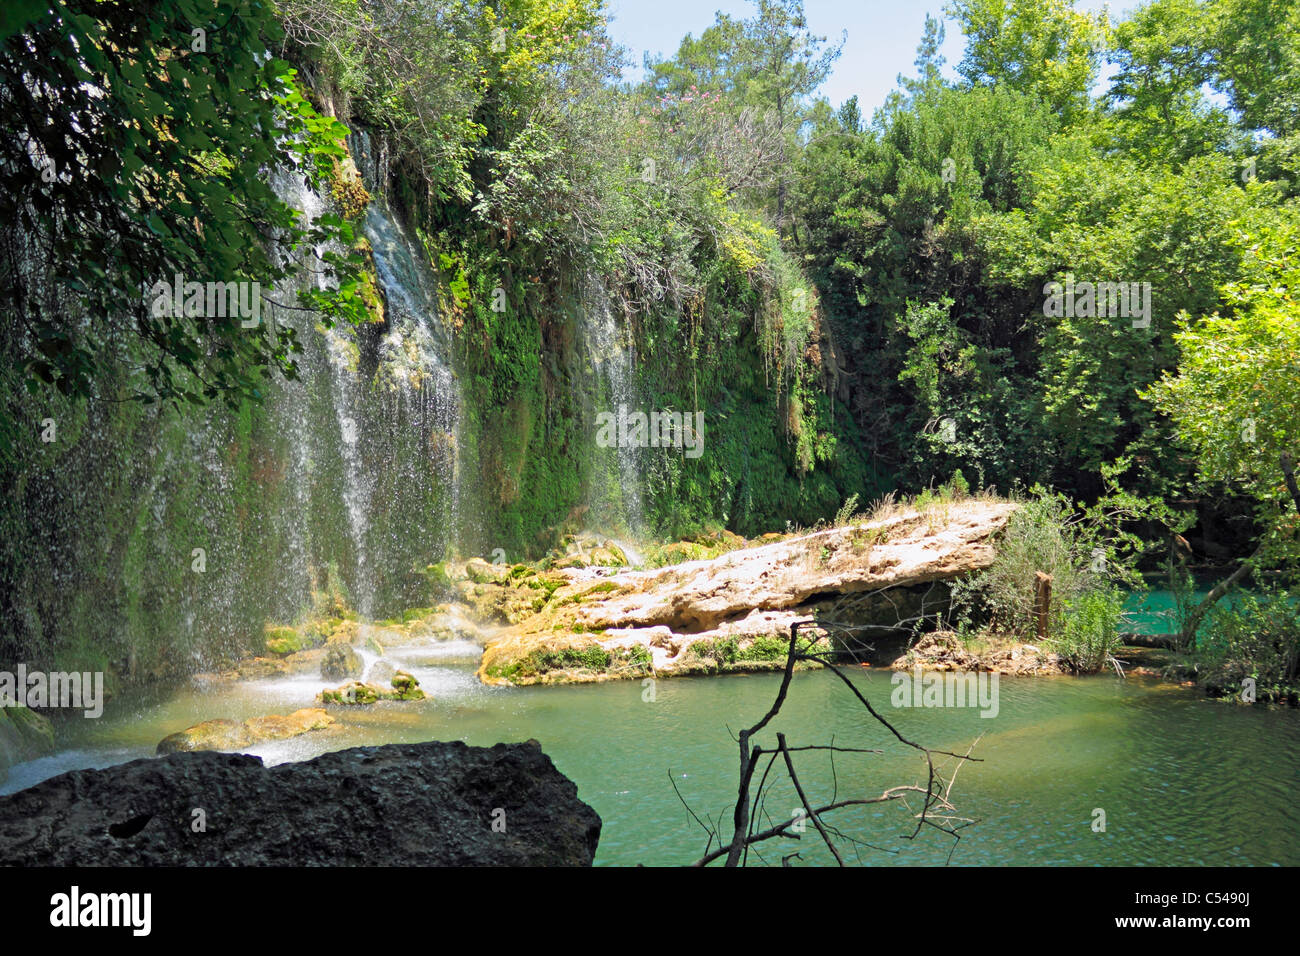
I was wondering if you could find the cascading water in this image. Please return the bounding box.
[264,138,463,668]
[580,274,644,537]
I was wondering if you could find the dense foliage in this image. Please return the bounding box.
[1,0,1296,685]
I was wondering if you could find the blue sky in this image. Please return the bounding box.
[605,0,1122,115]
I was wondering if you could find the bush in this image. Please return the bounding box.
[1195,587,1300,701]
[1053,586,1126,673]
[953,492,1088,637]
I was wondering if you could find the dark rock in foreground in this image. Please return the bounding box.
[0,740,600,866]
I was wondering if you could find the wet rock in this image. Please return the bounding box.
[553,540,629,569]
[157,718,252,754]
[222,657,288,681]
[264,619,332,656]
[0,707,55,784]
[318,671,425,705]
[264,626,304,656]
[368,660,397,685]
[321,643,363,681]
[0,741,601,865]
[156,708,335,754]
[327,620,361,646]
[390,671,419,697]
[466,557,508,584]
[281,647,327,675]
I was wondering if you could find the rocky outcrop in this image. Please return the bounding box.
[478,500,1017,685]
[194,609,484,686]
[156,708,337,754]
[0,740,601,866]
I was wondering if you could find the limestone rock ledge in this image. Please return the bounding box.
[478,500,1017,685]
[0,740,601,866]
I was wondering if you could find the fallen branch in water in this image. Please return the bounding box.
[682,618,980,867]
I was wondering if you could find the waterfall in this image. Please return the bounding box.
[264,139,463,633]
[580,274,644,536]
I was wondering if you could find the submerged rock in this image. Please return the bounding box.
[156,708,336,754]
[0,741,601,866]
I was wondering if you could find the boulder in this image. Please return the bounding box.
[156,718,252,754]
[368,660,397,685]
[264,626,304,656]
[0,741,600,866]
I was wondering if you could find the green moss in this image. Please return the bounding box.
[330,159,372,220]
[264,626,304,656]
[736,634,796,662]
[684,633,819,670]
[1,705,55,753]
[422,562,454,597]
[491,644,614,682]
[465,562,499,584]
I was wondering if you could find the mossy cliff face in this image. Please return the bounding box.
[445,246,875,559]
[0,123,871,688]
[0,707,55,784]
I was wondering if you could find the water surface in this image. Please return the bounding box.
[6,631,1296,866]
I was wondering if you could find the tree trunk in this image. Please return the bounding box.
[1281,450,1300,516]
[1180,543,1261,647]
[1034,572,1052,642]
[1120,632,1180,649]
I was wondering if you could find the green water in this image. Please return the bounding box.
[6,619,1298,866]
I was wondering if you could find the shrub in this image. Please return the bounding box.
[1195,587,1300,701]
[1053,586,1126,673]
[954,492,1087,638]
